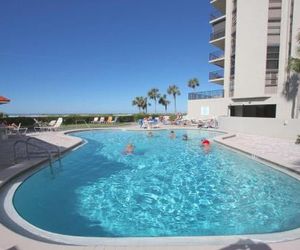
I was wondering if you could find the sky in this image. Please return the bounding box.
[0,0,221,114]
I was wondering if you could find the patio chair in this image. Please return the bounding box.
[112,116,119,123]
[106,116,113,124]
[99,117,105,123]
[50,117,63,131]
[91,117,99,124]
[163,116,171,125]
[9,123,28,135]
[34,120,56,132]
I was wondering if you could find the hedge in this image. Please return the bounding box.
[0,113,185,128]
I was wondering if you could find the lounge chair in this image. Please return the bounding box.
[152,118,160,128]
[8,123,28,135]
[112,116,119,123]
[99,117,105,123]
[202,118,218,129]
[163,116,170,125]
[34,120,56,132]
[106,116,113,124]
[91,117,99,124]
[50,117,63,131]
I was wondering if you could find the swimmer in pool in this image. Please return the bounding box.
[124,143,134,154]
[169,130,176,139]
[182,134,188,141]
[147,131,153,137]
[201,138,211,153]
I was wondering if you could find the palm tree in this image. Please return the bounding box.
[187,78,199,92]
[132,96,145,113]
[142,97,149,113]
[285,32,300,118]
[158,94,170,113]
[167,85,181,113]
[147,88,160,113]
[288,32,300,73]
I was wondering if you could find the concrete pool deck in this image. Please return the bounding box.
[0,125,300,250]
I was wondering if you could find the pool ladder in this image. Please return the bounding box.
[13,137,62,173]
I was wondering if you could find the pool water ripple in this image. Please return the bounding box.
[13,130,300,237]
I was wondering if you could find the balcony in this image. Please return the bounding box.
[210,9,226,23]
[210,0,226,14]
[209,50,224,67]
[210,29,225,49]
[209,69,224,84]
[188,89,224,100]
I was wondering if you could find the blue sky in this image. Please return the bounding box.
[0,0,220,114]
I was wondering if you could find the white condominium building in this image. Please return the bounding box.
[188,0,300,120]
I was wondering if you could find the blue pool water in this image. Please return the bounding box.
[13,130,300,237]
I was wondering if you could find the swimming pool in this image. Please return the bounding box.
[13,129,300,237]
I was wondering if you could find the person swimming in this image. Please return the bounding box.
[201,138,211,153]
[182,134,188,141]
[201,138,210,146]
[147,131,153,137]
[169,130,176,139]
[124,143,135,154]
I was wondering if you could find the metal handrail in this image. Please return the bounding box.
[209,70,224,80]
[188,90,224,100]
[210,29,225,41]
[26,137,62,166]
[209,50,224,61]
[210,10,225,21]
[13,138,62,174]
[13,140,53,166]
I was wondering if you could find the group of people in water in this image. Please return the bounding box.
[123,130,211,154]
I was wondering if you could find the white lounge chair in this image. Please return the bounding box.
[99,117,105,123]
[91,117,99,124]
[9,123,28,135]
[50,118,63,131]
[34,120,56,132]
[112,116,119,123]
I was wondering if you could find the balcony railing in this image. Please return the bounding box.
[209,69,224,80]
[210,29,225,41]
[188,90,224,100]
[210,9,225,21]
[209,50,224,61]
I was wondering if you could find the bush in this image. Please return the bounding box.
[0,113,186,127]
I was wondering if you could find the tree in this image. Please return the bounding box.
[285,32,300,118]
[187,78,200,92]
[158,94,170,113]
[142,97,149,114]
[148,88,160,113]
[132,96,145,113]
[167,85,181,113]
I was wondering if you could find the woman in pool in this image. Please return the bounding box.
[124,143,135,154]
[169,130,176,139]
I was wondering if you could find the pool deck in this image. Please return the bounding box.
[0,125,300,250]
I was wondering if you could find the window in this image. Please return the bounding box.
[201,106,210,116]
[230,105,276,118]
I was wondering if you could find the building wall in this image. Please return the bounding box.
[188,98,230,120]
[188,0,300,128]
[219,116,300,139]
[234,0,269,98]
[223,0,233,98]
